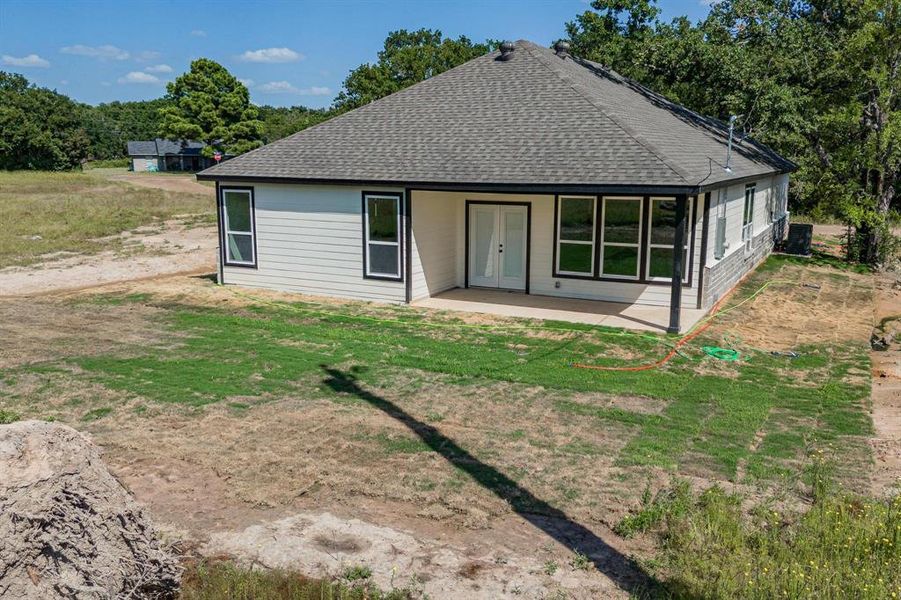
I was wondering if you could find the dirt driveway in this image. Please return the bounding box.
[0,170,216,297]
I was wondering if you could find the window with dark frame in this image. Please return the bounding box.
[363,193,402,279]
[556,196,595,276]
[742,183,756,253]
[646,197,692,282]
[600,197,642,279]
[221,188,255,266]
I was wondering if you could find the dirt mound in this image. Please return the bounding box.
[0,420,180,599]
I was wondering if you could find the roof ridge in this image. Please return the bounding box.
[522,43,692,184]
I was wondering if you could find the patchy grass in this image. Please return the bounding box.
[0,257,870,493]
[0,170,213,267]
[630,465,901,599]
[179,560,411,600]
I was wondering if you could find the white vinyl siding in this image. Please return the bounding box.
[220,183,405,303]
[705,175,780,267]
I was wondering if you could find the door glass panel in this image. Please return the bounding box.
[502,210,524,279]
[473,208,496,279]
[602,246,638,277]
[603,199,641,243]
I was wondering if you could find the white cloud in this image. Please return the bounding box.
[238,47,303,63]
[61,44,129,60]
[60,79,69,85]
[145,64,172,73]
[1,53,50,68]
[238,78,255,87]
[190,29,207,37]
[118,71,161,84]
[257,81,330,96]
[135,50,161,62]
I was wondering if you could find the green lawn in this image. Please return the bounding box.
[0,170,213,267]
[2,255,871,489]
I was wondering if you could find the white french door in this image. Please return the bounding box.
[468,204,527,290]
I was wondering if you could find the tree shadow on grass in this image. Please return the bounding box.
[320,365,665,597]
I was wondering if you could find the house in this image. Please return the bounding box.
[127,139,220,172]
[197,40,794,333]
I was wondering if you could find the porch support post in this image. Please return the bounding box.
[667,194,688,334]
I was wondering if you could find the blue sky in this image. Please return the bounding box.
[0,0,712,108]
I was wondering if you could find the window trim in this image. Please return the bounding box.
[554,195,597,277]
[219,186,257,268]
[599,196,643,280]
[361,191,404,281]
[645,196,693,283]
[743,183,756,253]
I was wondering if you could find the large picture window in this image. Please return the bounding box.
[556,196,595,276]
[221,188,256,267]
[600,197,642,279]
[363,193,402,279]
[646,197,692,281]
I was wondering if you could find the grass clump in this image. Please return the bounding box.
[622,460,901,599]
[179,560,410,600]
[614,479,692,538]
[0,409,20,424]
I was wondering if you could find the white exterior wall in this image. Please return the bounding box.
[221,182,406,303]
[704,174,781,268]
[131,156,157,172]
[410,191,703,307]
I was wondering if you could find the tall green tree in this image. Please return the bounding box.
[256,105,334,143]
[566,0,899,264]
[159,59,263,157]
[0,71,90,170]
[334,29,492,111]
[83,98,172,159]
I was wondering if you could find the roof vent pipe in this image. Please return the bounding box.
[554,41,570,58]
[498,41,515,61]
[724,114,740,173]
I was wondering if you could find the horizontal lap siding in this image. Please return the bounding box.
[221,182,405,303]
[701,175,781,308]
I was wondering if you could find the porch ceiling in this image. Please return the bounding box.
[412,288,706,334]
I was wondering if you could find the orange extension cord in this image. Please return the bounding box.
[572,273,791,372]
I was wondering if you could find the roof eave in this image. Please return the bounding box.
[195,173,702,196]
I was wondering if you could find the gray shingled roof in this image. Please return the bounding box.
[127,139,206,157]
[198,40,793,189]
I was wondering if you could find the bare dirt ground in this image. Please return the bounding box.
[2,212,896,597]
[0,170,216,297]
[870,272,901,497]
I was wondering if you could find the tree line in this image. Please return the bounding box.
[0,2,897,262]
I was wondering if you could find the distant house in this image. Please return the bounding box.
[197,40,794,333]
[126,139,222,172]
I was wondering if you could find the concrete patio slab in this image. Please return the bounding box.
[413,288,707,333]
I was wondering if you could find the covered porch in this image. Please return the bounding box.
[413,287,706,333]
[407,189,706,334]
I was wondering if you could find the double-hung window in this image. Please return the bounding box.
[221,188,255,267]
[646,197,692,281]
[556,196,596,276]
[599,197,642,279]
[742,183,756,253]
[363,193,402,279]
